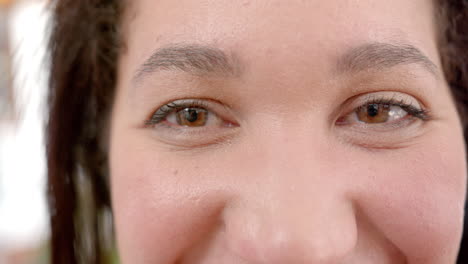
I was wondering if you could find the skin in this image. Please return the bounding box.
[110,0,467,263]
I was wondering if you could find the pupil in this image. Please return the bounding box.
[184,109,199,122]
[367,104,379,117]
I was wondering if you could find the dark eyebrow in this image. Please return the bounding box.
[132,44,238,85]
[337,42,439,78]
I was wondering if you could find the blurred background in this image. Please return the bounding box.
[0,0,49,263]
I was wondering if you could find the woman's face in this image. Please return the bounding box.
[110,0,467,263]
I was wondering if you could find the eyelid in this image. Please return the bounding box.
[337,91,430,122]
[143,98,240,149]
[146,99,208,125]
[145,98,237,127]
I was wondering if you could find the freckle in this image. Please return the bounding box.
[173,170,178,175]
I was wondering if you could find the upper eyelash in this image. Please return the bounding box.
[145,96,431,127]
[358,97,431,121]
[145,99,210,125]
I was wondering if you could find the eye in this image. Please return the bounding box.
[167,107,211,127]
[335,93,432,149]
[355,103,409,124]
[146,99,235,129]
[337,94,430,127]
[145,99,238,148]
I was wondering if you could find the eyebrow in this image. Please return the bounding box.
[337,42,438,77]
[132,42,439,86]
[132,44,238,85]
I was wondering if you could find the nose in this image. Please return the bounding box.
[222,137,358,263]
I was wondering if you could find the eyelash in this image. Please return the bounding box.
[353,97,430,121]
[145,99,213,126]
[145,96,431,127]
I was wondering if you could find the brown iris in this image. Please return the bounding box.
[176,108,208,127]
[357,104,391,123]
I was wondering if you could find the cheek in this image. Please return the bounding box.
[110,145,230,263]
[354,135,466,262]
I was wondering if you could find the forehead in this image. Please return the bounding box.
[120,0,438,82]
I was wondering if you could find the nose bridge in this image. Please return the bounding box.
[223,134,358,263]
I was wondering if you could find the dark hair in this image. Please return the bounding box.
[47,0,122,263]
[46,1,468,264]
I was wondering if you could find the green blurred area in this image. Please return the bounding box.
[5,241,121,264]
